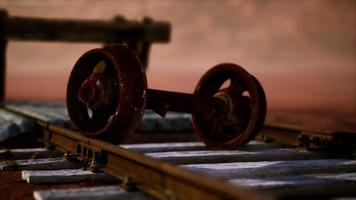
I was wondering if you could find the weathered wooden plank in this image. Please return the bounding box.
[121,141,287,153]
[6,103,69,127]
[0,157,82,170]
[146,148,336,164]
[0,117,20,142]
[6,103,193,131]
[156,113,192,131]
[0,148,62,159]
[33,186,153,200]
[37,105,69,121]
[121,142,206,153]
[0,108,37,132]
[137,116,157,131]
[22,103,69,125]
[230,173,356,197]
[22,169,117,183]
[183,159,356,179]
[138,111,192,131]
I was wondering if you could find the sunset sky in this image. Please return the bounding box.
[1,0,355,112]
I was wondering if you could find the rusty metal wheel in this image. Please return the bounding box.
[66,45,147,143]
[192,63,266,149]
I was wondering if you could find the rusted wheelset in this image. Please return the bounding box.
[67,45,266,149]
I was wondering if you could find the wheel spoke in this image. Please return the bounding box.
[228,77,246,95]
[90,109,112,130]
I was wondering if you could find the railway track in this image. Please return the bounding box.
[0,102,356,200]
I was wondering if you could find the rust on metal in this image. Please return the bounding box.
[67,45,147,144]
[146,89,225,117]
[260,123,356,151]
[77,61,118,110]
[66,45,267,149]
[193,64,267,149]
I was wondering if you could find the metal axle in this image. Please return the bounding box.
[77,70,229,118]
[146,89,227,117]
[68,45,266,149]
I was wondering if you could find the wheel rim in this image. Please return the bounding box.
[192,63,266,149]
[66,45,147,143]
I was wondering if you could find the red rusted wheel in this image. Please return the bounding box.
[192,63,266,149]
[66,45,147,143]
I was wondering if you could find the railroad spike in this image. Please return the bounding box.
[67,44,267,149]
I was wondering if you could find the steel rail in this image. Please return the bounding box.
[4,105,355,199]
[261,123,356,150]
[4,106,270,200]
[47,125,269,200]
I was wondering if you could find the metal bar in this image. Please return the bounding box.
[0,41,6,105]
[259,123,356,150]
[4,14,170,43]
[0,10,8,105]
[0,9,170,102]
[147,89,224,114]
